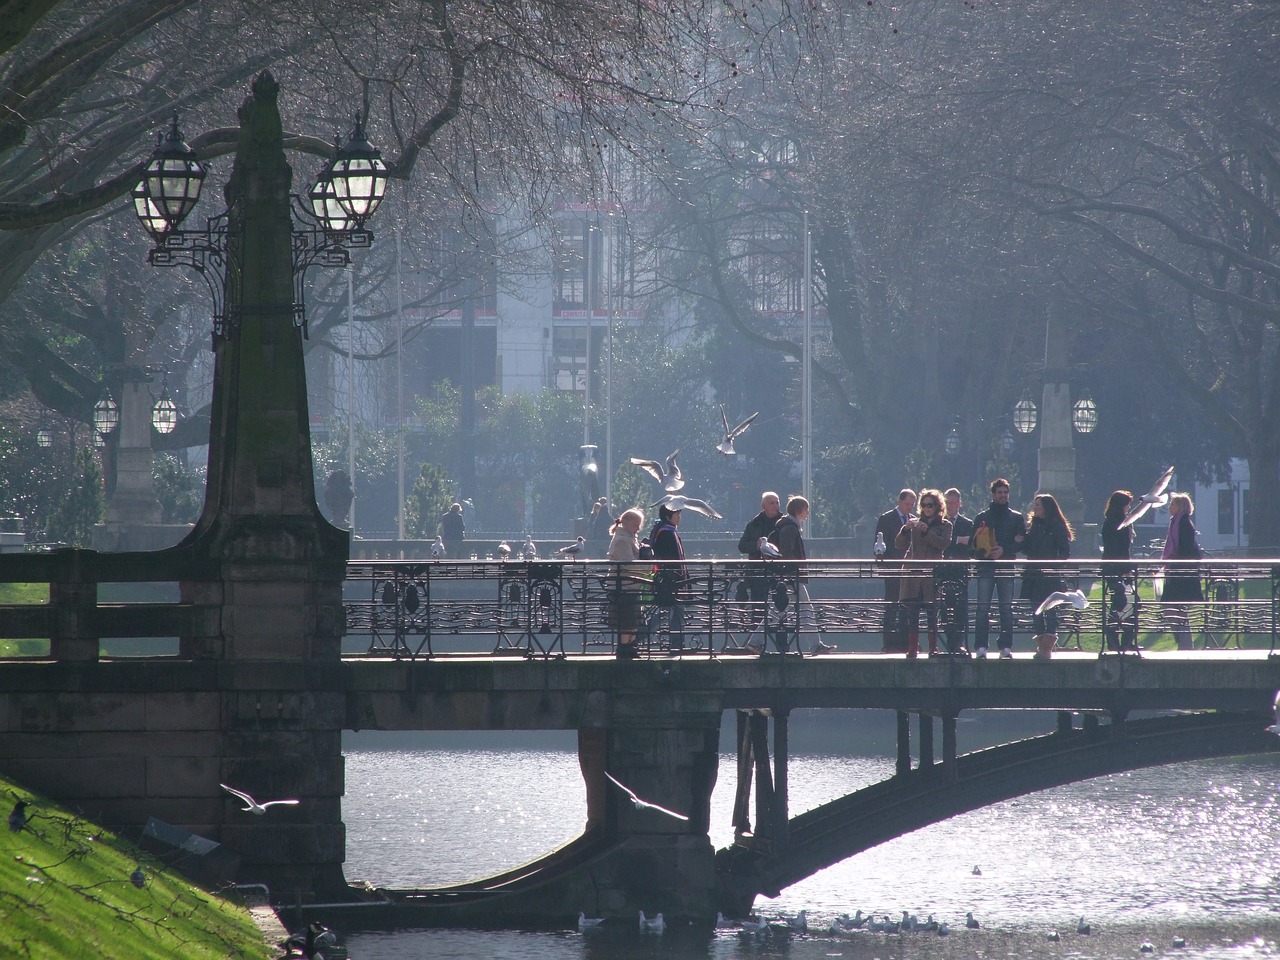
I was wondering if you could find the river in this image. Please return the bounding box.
[333,713,1280,960]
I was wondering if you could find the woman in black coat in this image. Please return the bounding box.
[1160,493,1203,650]
[1101,490,1137,652]
[1021,493,1074,658]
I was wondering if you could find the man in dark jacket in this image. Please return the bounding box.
[936,487,975,654]
[969,478,1026,659]
[874,489,916,653]
[737,491,782,624]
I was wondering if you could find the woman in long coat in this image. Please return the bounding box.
[1160,493,1203,650]
[1021,493,1074,659]
[894,488,953,658]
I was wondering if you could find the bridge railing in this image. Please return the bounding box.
[1,553,1275,661]
[341,557,1280,660]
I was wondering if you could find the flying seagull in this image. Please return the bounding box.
[1033,589,1089,616]
[630,450,684,492]
[649,493,723,520]
[1118,465,1175,529]
[717,407,759,456]
[757,536,782,558]
[605,772,689,821]
[220,783,300,815]
[556,536,586,557]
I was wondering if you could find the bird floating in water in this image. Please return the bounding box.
[715,912,737,929]
[556,536,586,557]
[497,541,511,559]
[1034,589,1089,616]
[1118,465,1175,529]
[965,911,980,929]
[430,536,445,559]
[717,407,759,456]
[1047,930,1060,942]
[757,536,782,558]
[1140,941,1155,953]
[783,910,808,931]
[649,493,723,520]
[130,865,146,888]
[605,772,689,821]
[630,450,684,492]
[577,911,604,931]
[220,783,300,815]
[1077,916,1091,935]
[739,915,768,934]
[972,864,982,876]
[8,800,28,832]
[938,921,950,936]
[1172,936,1186,948]
[639,910,666,934]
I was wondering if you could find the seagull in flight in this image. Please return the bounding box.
[649,493,723,520]
[556,536,586,557]
[1118,465,1175,529]
[630,450,684,492]
[605,772,689,821]
[220,783,300,815]
[1033,588,1089,616]
[717,407,759,456]
[757,536,782,558]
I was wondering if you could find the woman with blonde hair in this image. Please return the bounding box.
[607,508,645,659]
[894,488,952,658]
[1160,493,1203,650]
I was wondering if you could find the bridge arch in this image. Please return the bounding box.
[715,709,1280,913]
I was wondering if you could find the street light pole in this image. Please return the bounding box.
[802,210,813,536]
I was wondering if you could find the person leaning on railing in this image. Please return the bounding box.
[606,508,647,660]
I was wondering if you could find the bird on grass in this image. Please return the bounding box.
[639,910,666,934]
[1034,589,1089,617]
[556,536,586,557]
[220,783,300,815]
[649,493,723,520]
[130,865,146,888]
[630,450,684,493]
[605,772,689,821]
[717,407,759,456]
[8,799,28,832]
[1118,465,1175,529]
[578,911,604,931]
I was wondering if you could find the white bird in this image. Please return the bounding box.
[639,910,665,934]
[783,910,808,931]
[757,536,782,558]
[578,911,604,931]
[220,783,300,815]
[1141,941,1155,953]
[1077,916,1091,935]
[840,909,867,929]
[874,531,887,558]
[522,535,537,559]
[431,536,445,559]
[1267,690,1280,735]
[1047,930,1060,942]
[739,915,768,934]
[556,536,586,557]
[965,911,980,929]
[649,494,723,520]
[630,450,684,492]
[497,541,511,559]
[717,406,759,456]
[715,912,737,929]
[605,772,689,821]
[1173,936,1186,948]
[1034,589,1089,616]
[130,865,146,888]
[1118,465,1175,529]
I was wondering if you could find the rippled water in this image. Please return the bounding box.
[338,733,1280,960]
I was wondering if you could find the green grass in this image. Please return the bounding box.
[0,583,51,658]
[0,773,274,960]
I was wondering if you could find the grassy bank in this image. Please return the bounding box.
[0,772,273,960]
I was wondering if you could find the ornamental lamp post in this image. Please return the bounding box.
[1072,391,1098,434]
[93,393,119,437]
[1013,389,1038,435]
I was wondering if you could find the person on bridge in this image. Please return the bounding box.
[970,478,1026,659]
[1021,493,1075,659]
[1101,490,1138,652]
[646,504,688,654]
[746,495,829,655]
[607,508,646,660]
[937,486,974,654]
[874,488,917,653]
[1160,493,1204,651]
[439,502,465,558]
[895,488,953,658]
[738,491,782,625]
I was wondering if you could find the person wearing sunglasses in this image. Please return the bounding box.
[894,488,953,658]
